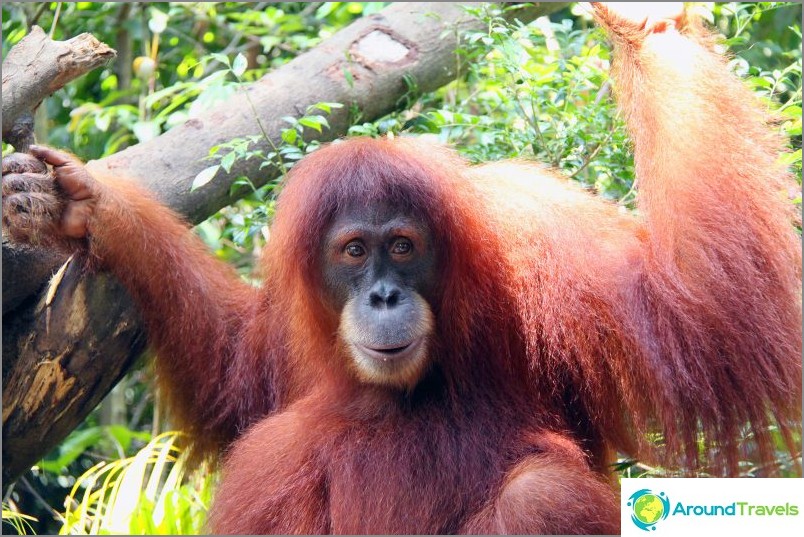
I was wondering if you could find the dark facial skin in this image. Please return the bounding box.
[321,202,438,387]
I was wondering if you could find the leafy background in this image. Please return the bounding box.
[2,2,801,534]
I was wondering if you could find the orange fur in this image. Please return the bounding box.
[41,7,801,534]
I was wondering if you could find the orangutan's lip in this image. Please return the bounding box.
[356,337,423,362]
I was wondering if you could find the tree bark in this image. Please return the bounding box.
[3,259,146,484]
[2,25,116,149]
[87,2,566,222]
[2,2,568,484]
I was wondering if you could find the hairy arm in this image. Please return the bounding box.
[492,3,801,474]
[584,4,802,472]
[460,433,619,534]
[2,148,275,457]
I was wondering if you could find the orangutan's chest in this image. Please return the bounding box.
[323,425,503,534]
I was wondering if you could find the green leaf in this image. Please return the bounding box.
[343,66,354,88]
[209,52,231,68]
[315,2,339,19]
[309,102,344,114]
[191,165,219,191]
[95,113,111,132]
[39,427,106,473]
[106,425,151,454]
[281,128,298,144]
[232,53,248,79]
[221,151,237,173]
[299,116,329,132]
[778,149,802,167]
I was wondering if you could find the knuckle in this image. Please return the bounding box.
[3,192,61,219]
[2,153,48,176]
[2,172,55,194]
[2,191,64,246]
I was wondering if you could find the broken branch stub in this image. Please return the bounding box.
[1,25,116,139]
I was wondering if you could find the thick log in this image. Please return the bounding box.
[2,258,146,483]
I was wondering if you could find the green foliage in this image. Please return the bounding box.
[185,48,346,262]
[39,426,152,475]
[0,2,377,160]
[616,424,802,479]
[716,2,803,184]
[2,503,37,535]
[59,432,213,535]
[423,4,635,200]
[194,96,342,269]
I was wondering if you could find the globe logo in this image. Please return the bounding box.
[627,489,670,531]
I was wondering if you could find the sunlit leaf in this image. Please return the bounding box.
[232,53,248,79]
[191,165,219,191]
[221,151,237,173]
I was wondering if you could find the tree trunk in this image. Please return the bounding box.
[2,2,568,484]
[3,260,146,484]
